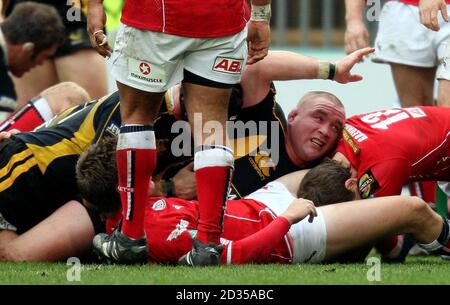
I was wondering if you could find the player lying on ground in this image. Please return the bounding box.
[298,106,450,260]
[76,137,450,265]
[0,48,371,262]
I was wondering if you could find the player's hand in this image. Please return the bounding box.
[281,198,317,225]
[344,20,370,54]
[87,0,112,58]
[334,47,375,84]
[0,129,19,142]
[172,162,196,200]
[419,0,449,31]
[247,20,270,65]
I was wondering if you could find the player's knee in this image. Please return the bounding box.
[404,196,431,226]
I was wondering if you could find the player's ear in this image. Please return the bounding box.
[344,177,358,192]
[287,108,298,123]
[22,42,35,55]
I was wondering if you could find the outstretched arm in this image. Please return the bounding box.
[240,47,374,108]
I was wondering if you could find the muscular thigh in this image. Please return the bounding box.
[390,64,436,107]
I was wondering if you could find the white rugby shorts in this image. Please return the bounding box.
[373,1,450,80]
[246,181,327,264]
[110,23,248,92]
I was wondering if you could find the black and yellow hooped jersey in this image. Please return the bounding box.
[229,84,300,199]
[0,92,121,233]
[0,89,192,233]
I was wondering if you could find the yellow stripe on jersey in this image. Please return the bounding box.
[0,149,33,179]
[231,135,268,160]
[0,156,37,192]
[26,100,101,174]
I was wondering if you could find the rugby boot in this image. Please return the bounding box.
[93,229,148,264]
[178,238,223,266]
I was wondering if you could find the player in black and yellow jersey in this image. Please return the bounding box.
[0,48,370,261]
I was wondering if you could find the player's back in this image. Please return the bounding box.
[144,195,281,264]
[344,106,450,179]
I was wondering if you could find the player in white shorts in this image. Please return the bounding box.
[87,0,272,265]
[345,0,450,106]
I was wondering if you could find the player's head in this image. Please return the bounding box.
[287,91,345,165]
[297,158,358,206]
[1,2,65,76]
[76,136,121,216]
[41,82,91,113]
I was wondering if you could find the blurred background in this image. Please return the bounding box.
[105,0,396,116]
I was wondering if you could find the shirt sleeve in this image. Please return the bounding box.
[371,158,410,197]
[221,216,291,264]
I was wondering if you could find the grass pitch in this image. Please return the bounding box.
[0,255,449,285]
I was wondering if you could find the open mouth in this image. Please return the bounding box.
[310,137,324,148]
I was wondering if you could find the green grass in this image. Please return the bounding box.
[0,255,449,285]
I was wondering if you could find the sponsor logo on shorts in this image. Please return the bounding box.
[152,199,166,211]
[358,169,379,198]
[213,57,243,74]
[128,58,166,84]
[139,62,151,75]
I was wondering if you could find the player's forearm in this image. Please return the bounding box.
[345,0,366,24]
[224,217,290,264]
[256,51,326,82]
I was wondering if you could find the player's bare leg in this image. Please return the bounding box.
[93,82,164,264]
[0,201,94,261]
[322,196,450,261]
[390,64,436,107]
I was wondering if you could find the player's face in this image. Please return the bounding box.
[11,45,57,77]
[288,98,345,163]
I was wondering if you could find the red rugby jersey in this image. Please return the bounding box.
[121,0,250,38]
[336,106,450,198]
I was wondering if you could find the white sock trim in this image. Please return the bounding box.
[418,240,442,252]
[194,146,234,170]
[117,129,156,150]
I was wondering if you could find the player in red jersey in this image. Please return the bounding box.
[298,106,450,261]
[87,0,271,265]
[334,106,450,198]
[76,137,450,265]
[345,0,450,209]
[0,82,90,133]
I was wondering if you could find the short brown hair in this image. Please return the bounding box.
[1,2,65,56]
[76,136,121,215]
[298,91,345,109]
[297,158,354,206]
